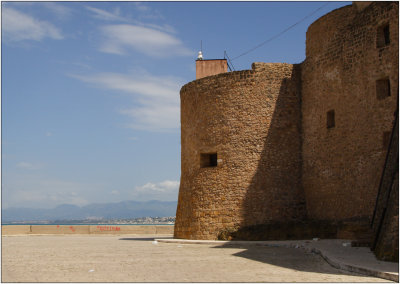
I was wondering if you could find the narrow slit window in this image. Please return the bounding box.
[383,131,391,150]
[384,25,390,45]
[376,78,391,100]
[327,110,335,129]
[377,24,390,48]
[200,153,217,168]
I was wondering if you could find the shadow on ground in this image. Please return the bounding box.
[211,242,365,277]
[119,237,173,241]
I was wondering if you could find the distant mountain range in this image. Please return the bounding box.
[2,200,178,222]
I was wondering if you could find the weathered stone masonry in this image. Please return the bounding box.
[302,2,398,221]
[175,63,306,239]
[174,2,398,258]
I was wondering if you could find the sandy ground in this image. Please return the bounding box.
[2,234,391,282]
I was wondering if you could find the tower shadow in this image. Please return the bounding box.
[240,64,308,233]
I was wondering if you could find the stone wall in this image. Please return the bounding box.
[371,102,398,262]
[2,225,174,235]
[301,2,398,221]
[373,172,399,261]
[175,2,398,242]
[175,63,306,240]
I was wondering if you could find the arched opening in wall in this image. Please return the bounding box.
[200,153,218,168]
[377,23,390,48]
[376,78,391,100]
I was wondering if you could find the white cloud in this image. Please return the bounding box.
[4,179,89,208]
[73,72,179,100]
[132,180,179,201]
[41,3,72,19]
[111,190,120,195]
[134,2,150,12]
[6,2,72,19]
[144,23,176,34]
[99,24,192,57]
[70,71,181,131]
[136,180,179,193]
[2,7,63,42]
[46,131,52,137]
[86,5,174,33]
[1,172,109,209]
[16,162,42,170]
[120,102,179,131]
[86,6,127,22]
[132,2,165,22]
[143,24,176,33]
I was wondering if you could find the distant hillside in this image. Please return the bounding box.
[2,200,177,222]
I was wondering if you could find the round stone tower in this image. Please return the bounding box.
[174,63,307,240]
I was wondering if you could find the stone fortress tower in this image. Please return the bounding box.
[174,2,398,260]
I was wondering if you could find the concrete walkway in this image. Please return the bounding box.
[2,235,393,282]
[156,238,399,282]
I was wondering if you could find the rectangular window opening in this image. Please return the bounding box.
[377,23,390,48]
[383,25,390,45]
[200,153,218,168]
[327,110,335,129]
[376,78,391,100]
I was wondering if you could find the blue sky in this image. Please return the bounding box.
[2,1,350,209]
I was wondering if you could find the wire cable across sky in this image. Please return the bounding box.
[230,2,331,61]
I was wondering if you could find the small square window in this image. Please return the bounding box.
[327,110,335,129]
[376,78,391,100]
[377,24,390,48]
[200,153,217,168]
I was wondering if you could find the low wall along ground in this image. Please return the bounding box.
[2,225,174,235]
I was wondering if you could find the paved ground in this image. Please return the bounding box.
[156,238,399,281]
[2,234,392,282]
